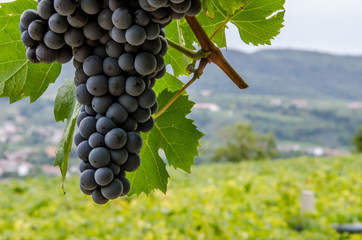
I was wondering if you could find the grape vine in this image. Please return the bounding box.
[0,0,285,201]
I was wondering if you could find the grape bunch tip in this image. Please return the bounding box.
[19,0,201,204]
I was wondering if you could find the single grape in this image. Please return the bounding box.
[150,101,158,115]
[79,116,97,139]
[110,27,126,43]
[186,0,202,16]
[26,47,40,63]
[77,140,92,161]
[121,153,141,172]
[106,103,128,124]
[118,176,130,196]
[19,24,26,34]
[141,38,162,55]
[83,20,103,41]
[67,10,89,28]
[155,54,165,71]
[89,132,105,148]
[108,0,127,11]
[118,94,138,112]
[139,0,157,12]
[74,132,86,146]
[103,57,122,76]
[112,8,132,30]
[56,45,73,63]
[110,148,128,165]
[135,9,150,26]
[49,13,69,34]
[83,55,103,76]
[99,31,111,44]
[80,169,98,190]
[86,75,108,96]
[104,127,127,149]
[132,107,151,123]
[96,117,117,135]
[93,45,108,59]
[75,84,93,105]
[118,53,134,72]
[95,167,114,186]
[120,117,138,132]
[37,0,55,19]
[138,88,156,108]
[92,94,113,114]
[171,11,185,20]
[54,0,77,16]
[126,131,143,153]
[137,117,154,132]
[150,8,172,24]
[36,43,59,64]
[85,105,97,116]
[148,0,168,8]
[92,187,109,204]
[134,52,157,76]
[98,9,113,30]
[105,39,124,58]
[145,22,160,40]
[86,39,99,47]
[79,161,94,173]
[20,9,39,29]
[89,147,111,168]
[73,44,92,63]
[28,19,47,41]
[154,66,166,79]
[44,30,65,50]
[108,162,121,176]
[101,178,123,199]
[64,27,85,47]
[125,25,147,46]
[125,76,146,97]
[80,184,93,195]
[158,35,168,56]
[123,43,139,54]
[170,0,192,14]
[21,30,38,48]
[73,58,82,68]
[76,111,88,127]
[108,75,125,96]
[80,0,101,15]
[75,67,88,85]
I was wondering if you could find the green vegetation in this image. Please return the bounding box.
[212,123,277,162]
[1,156,361,239]
[353,126,362,153]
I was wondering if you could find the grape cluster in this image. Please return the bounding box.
[19,0,201,204]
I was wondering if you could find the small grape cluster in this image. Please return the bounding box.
[19,0,201,204]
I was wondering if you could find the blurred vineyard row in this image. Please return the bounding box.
[0,156,361,240]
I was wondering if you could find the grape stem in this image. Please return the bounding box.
[185,16,249,89]
[154,58,208,119]
[154,16,248,119]
[166,37,211,60]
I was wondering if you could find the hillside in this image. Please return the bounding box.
[193,49,362,100]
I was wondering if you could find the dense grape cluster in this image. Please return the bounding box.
[19,0,201,204]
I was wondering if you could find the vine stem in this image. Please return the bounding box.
[185,16,248,89]
[154,59,208,119]
[166,37,211,60]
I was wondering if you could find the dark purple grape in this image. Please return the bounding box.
[20,10,39,29]
[36,43,59,64]
[101,178,123,199]
[57,45,73,63]
[54,0,77,16]
[37,0,55,19]
[28,19,47,41]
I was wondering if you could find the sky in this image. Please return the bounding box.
[225,0,362,56]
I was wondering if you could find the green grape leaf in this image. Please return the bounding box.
[0,0,61,103]
[53,78,80,189]
[54,78,76,122]
[128,83,204,195]
[153,72,184,93]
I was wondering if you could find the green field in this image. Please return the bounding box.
[1,156,361,240]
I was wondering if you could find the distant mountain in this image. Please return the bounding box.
[193,49,362,100]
